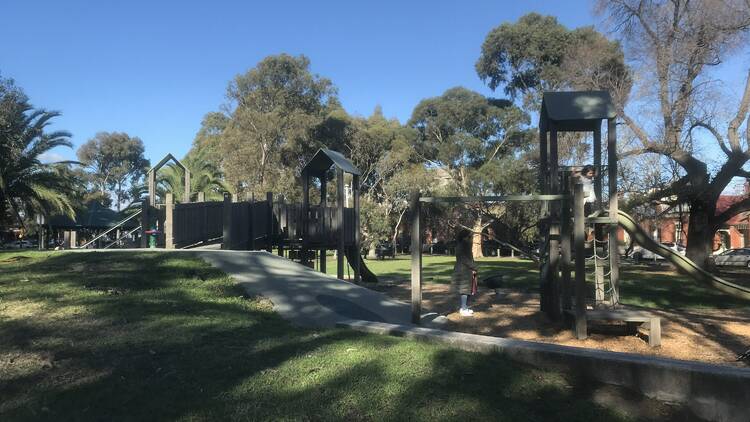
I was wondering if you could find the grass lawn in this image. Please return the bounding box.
[0,250,686,421]
[326,254,750,310]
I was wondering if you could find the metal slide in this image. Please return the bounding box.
[617,210,750,300]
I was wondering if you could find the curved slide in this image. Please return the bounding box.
[344,246,379,283]
[617,210,750,300]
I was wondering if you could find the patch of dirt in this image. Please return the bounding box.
[361,281,750,367]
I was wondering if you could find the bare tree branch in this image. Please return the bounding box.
[728,70,750,154]
[689,121,731,156]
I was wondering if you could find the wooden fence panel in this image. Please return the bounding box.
[229,202,249,250]
[172,201,224,248]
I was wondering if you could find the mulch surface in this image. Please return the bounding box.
[359,280,750,367]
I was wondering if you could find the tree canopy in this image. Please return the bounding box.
[77,132,149,211]
[597,0,750,266]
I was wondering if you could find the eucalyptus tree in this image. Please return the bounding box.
[77,132,149,211]
[476,13,630,166]
[219,54,341,199]
[409,87,532,256]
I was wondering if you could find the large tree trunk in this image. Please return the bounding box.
[685,200,715,269]
[471,218,484,258]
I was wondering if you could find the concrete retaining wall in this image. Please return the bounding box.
[337,319,750,422]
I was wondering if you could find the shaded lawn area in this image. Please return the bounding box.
[329,255,750,311]
[0,251,685,421]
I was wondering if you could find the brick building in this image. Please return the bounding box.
[622,183,750,253]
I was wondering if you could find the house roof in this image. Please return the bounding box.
[716,195,750,226]
[540,91,616,131]
[302,149,361,176]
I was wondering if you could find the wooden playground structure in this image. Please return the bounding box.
[65,149,370,282]
[410,91,662,346]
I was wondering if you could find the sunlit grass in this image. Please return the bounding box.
[326,254,750,310]
[0,250,660,421]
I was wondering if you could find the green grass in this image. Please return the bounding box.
[0,251,688,421]
[326,254,750,310]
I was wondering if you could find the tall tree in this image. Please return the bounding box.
[409,87,532,256]
[344,107,433,255]
[77,132,149,211]
[476,13,630,109]
[219,54,341,199]
[476,13,631,166]
[0,75,76,227]
[190,111,229,170]
[598,0,750,266]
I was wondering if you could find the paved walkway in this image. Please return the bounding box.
[195,250,412,328]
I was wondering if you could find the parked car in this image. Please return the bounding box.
[3,240,35,249]
[374,241,395,260]
[630,242,685,262]
[711,248,750,268]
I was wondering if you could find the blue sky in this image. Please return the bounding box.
[1,0,599,163]
[1,0,748,178]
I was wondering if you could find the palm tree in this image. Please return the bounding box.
[0,83,76,228]
[158,149,230,202]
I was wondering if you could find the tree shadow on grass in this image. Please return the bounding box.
[0,251,699,421]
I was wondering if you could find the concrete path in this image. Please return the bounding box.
[195,250,412,328]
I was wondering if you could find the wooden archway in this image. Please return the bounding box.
[147,153,191,205]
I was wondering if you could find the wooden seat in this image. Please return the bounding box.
[565,308,661,347]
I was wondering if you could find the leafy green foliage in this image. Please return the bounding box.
[77,132,149,211]
[0,75,76,227]
[217,54,342,199]
[159,148,230,202]
[409,87,531,194]
[476,13,630,109]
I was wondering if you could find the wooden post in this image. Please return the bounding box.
[608,117,620,306]
[278,196,285,257]
[70,230,77,249]
[249,194,256,250]
[573,183,587,339]
[337,169,345,280]
[183,170,191,203]
[266,191,273,253]
[353,174,361,283]
[197,192,207,243]
[148,172,156,206]
[539,120,548,195]
[320,177,327,273]
[561,189,572,311]
[165,193,174,249]
[140,198,149,248]
[410,190,422,324]
[222,192,232,250]
[548,126,561,320]
[593,123,603,211]
[301,170,310,266]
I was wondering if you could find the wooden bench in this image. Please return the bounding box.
[566,308,661,347]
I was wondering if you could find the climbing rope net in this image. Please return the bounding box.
[584,230,619,308]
